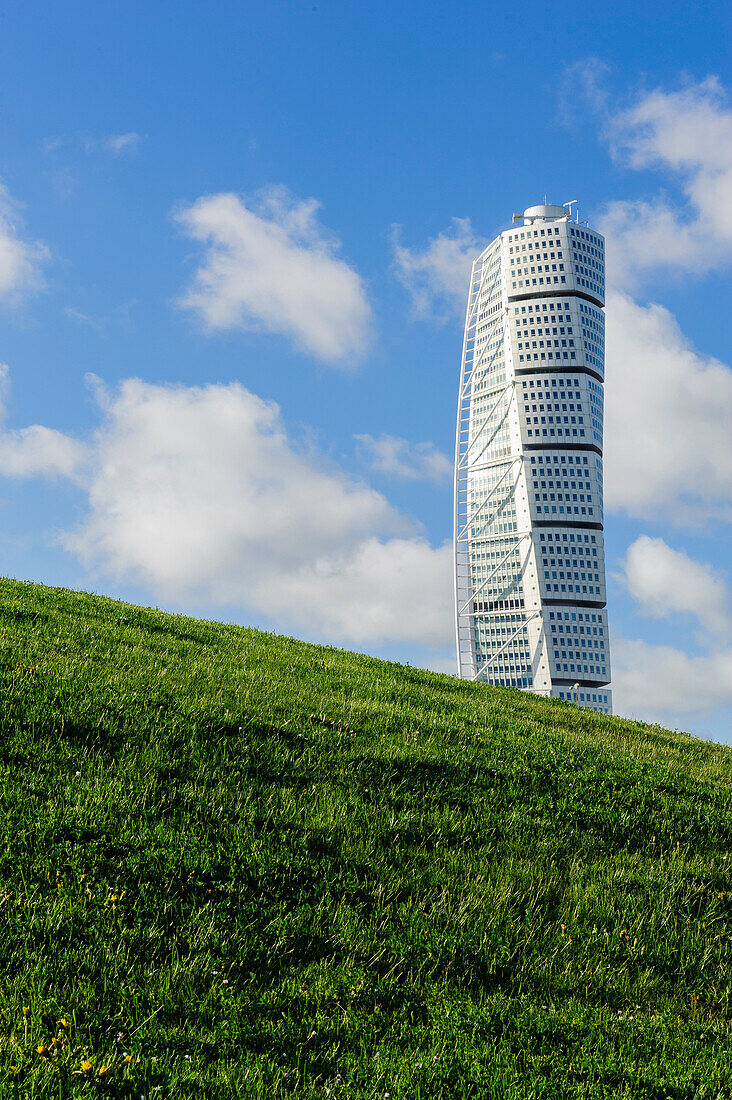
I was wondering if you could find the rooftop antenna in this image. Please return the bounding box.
[564,199,577,220]
[544,193,548,204]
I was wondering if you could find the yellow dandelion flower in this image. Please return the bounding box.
[9,1064,19,1072]
[36,1045,48,1055]
[22,1006,30,1015]
[122,1054,132,1065]
[98,1065,108,1077]
[110,894,118,903]
[81,1060,92,1072]
[57,1018,69,1029]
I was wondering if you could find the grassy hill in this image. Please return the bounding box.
[1,577,732,1098]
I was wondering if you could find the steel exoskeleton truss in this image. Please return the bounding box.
[454,251,487,680]
[453,248,541,684]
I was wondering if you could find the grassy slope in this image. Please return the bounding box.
[1,579,732,1098]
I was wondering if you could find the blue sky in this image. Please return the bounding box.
[1,0,732,740]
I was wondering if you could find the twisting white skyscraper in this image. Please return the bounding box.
[454,203,611,713]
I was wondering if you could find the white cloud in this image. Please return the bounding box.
[604,291,732,523]
[0,366,86,480]
[103,132,143,156]
[37,377,452,648]
[355,433,452,483]
[590,78,732,525]
[262,536,454,646]
[175,187,372,364]
[600,77,732,285]
[0,185,48,304]
[391,217,485,319]
[559,58,612,122]
[612,637,732,723]
[621,535,730,637]
[44,132,143,157]
[422,652,459,676]
[614,539,732,725]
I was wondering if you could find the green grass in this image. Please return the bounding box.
[1,577,732,1098]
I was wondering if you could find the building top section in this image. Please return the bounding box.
[507,203,602,237]
[473,203,606,308]
[520,204,568,223]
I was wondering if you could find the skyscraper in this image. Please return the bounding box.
[453,203,611,713]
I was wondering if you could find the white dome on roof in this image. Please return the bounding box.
[523,204,568,221]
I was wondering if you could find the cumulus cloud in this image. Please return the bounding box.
[604,291,732,523]
[12,377,451,648]
[355,433,452,483]
[599,77,732,285]
[175,187,372,364]
[261,536,454,646]
[391,217,485,319]
[0,185,48,304]
[621,535,730,637]
[586,78,732,524]
[613,539,732,725]
[0,366,86,480]
[612,637,732,723]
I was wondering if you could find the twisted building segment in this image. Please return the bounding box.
[454,203,611,713]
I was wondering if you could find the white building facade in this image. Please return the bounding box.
[454,203,611,713]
